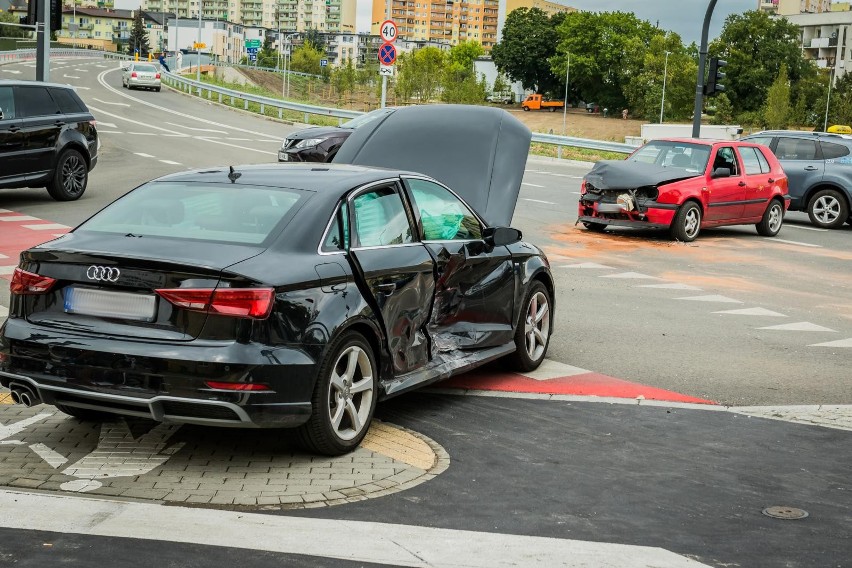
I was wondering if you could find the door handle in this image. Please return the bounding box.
[767,178,775,183]
[738,181,746,187]
[377,283,396,294]
[804,166,818,171]
[8,126,20,133]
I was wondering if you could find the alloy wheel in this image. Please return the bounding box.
[61,155,87,197]
[524,291,550,362]
[684,208,700,239]
[812,195,841,225]
[768,203,783,233]
[327,345,374,441]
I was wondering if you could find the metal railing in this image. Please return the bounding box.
[0,47,635,155]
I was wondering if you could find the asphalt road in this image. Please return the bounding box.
[1,57,851,568]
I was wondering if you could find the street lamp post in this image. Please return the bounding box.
[560,52,570,159]
[823,67,834,132]
[196,0,203,82]
[660,50,670,124]
[692,0,719,138]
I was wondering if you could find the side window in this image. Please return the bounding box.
[321,202,349,252]
[352,186,413,248]
[775,137,818,160]
[49,88,85,114]
[406,178,483,241]
[739,147,764,175]
[713,147,740,176]
[746,136,774,147]
[821,142,851,160]
[0,86,15,119]
[14,87,60,118]
[754,147,772,173]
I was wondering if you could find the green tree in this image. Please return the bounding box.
[303,28,326,51]
[710,10,809,113]
[0,11,27,38]
[492,73,510,94]
[827,71,852,126]
[127,10,151,56]
[491,8,563,95]
[622,33,697,121]
[331,58,357,101]
[440,41,487,103]
[710,92,734,125]
[395,46,446,102]
[763,64,791,130]
[551,11,659,110]
[289,42,323,75]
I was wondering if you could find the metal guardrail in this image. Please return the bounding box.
[210,60,323,80]
[0,48,635,155]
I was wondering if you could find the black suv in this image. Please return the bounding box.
[0,80,98,201]
[742,131,852,229]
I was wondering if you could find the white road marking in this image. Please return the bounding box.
[675,295,743,303]
[229,137,252,141]
[256,139,280,143]
[637,283,702,290]
[810,338,852,348]
[713,307,786,317]
[29,443,69,469]
[0,215,40,222]
[572,191,582,195]
[63,74,80,79]
[0,413,54,442]
[97,130,122,134]
[559,262,614,269]
[96,122,117,128]
[92,98,131,107]
[785,224,827,232]
[0,266,16,275]
[134,152,156,158]
[0,306,7,318]
[520,360,591,381]
[758,322,836,332]
[21,224,70,231]
[522,182,545,188]
[127,132,157,136]
[601,271,659,279]
[159,160,182,165]
[164,122,227,133]
[521,198,557,205]
[768,238,821,248]
[1,70,21,74]
[0,490,712,568]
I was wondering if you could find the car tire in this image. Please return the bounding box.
[807,189,848,229]
[156,87,161,92]
[46,149,88,202]
[297,331,377,456]
[548,107,556,112]
[583,221,607,232]
[756,199,784,237]
[122,79,127,88]
[670,201,702,242]
[508,281,552,372]
[522,106,530,112]
[55,404,115,422]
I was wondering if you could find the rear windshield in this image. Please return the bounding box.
[629,141,711,173]
[78,182,307,244]
[134,64,157,72]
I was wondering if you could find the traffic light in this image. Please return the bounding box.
[705,57,727,96]
[22,0,62,31]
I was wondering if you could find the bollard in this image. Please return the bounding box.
[260,103,264,114]
[244,100,248,110]
[304,113,309,123]
[218,93,222,103]
[278,108,282,119]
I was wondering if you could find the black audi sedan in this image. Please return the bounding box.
[1,105,554,456]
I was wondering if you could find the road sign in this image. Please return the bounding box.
[379,65,394,77]
[380,20,398,43]
[320,59,328,67]
[246,47,259,54]
[379,42,396,66]
[245,39,262,49]
[193,42,206,49]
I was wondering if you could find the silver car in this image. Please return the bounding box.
[122,63,161,92]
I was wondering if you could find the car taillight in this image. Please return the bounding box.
[155,73,161,79]
[204,381,273,392]
[10,268,57,295]
[155,288,274,319]
[580,179,587,194]
[131,72,138,78]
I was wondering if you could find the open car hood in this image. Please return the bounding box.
[585,160,701,190]
[332,105,532,227]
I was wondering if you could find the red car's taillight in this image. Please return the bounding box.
[155,288,274,319]
[131,71,138,78]
[155,73,161,79]
[204,381,273,392]
[10,268,57,295]
[580,179,587,194]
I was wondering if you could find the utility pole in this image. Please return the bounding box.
[380,0,390,108]
[36,0,49,82]
[824,67,834,132]
[691,0,718,138]
[560,52,570,159]
[660,51,670,124]
[196,0,203,81]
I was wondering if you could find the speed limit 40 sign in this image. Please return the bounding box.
[380,20,398,43]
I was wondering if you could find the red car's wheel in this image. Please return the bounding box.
[670,202,702,242]
[756,199,784,237]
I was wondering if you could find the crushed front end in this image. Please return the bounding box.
[577,179,678,229]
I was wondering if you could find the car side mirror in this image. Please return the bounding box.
[483,226,522,247]
[712,167,731,179]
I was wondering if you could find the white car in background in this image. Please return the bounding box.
[122,63,161,92]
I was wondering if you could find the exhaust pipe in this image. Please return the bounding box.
[10,385,41,407]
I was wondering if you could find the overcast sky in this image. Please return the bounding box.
[356,0,756,41]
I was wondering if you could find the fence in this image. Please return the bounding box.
[0,48,636,155]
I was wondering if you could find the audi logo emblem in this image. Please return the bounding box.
[86,266,121,282]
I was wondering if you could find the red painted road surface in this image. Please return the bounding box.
[0,209,714,405]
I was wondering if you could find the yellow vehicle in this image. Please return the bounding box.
[827,125,852,134]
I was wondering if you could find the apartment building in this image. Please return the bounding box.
[142,0,355,33]
[759,0,832,14]
[55,7,133,52]
[322,31,449,65]
[784,9,851,80]
[504,0,574,17]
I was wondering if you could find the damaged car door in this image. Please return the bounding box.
[403,177,516,351]
[347,181,436,375]
[706,146,746,221]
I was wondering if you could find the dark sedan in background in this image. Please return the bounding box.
[278,108,394,163]
[1,105,555,456]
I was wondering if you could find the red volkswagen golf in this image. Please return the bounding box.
[578,138,790,242]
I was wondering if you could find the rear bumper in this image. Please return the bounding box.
[0,319,317,428]
[129,78,161,88]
